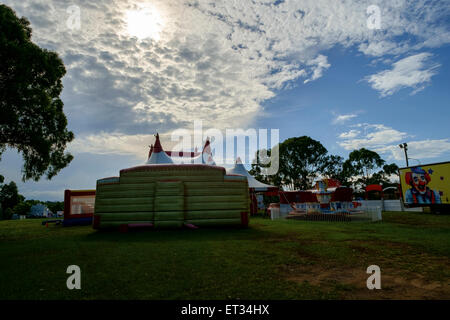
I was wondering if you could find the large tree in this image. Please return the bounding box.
[368,163,400,188]
[343,148,387,189]
[249,148,283,187]
[12,201,32,216]
[0,181,24,219]
[0,5,74,181]
[320,154,354,186]
[251,136,329,190]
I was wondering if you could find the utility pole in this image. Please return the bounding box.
[399,143,409,167]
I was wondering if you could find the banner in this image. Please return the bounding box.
[399,162,449,206]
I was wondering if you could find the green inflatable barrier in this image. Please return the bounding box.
[185,210,242,220]
[99,212,154,221]
[184,218,242,227]
[94,164,250,230]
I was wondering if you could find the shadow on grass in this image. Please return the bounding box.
[82,225,273,243]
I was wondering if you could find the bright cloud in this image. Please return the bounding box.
[338,129,360,139]
[3,0,450,201]
[5,0,450,138]
[338,123,408,151]
[338,123,450,161]
[333,114,358,124]
[381,139,450,161]
[67,132,189,160]
[2,0,449,157]
[365,52,441,97]
[304,54,331,84]
[68,133,155,159]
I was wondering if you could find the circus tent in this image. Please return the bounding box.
[199,138,216,165]
[146,134,216,165]
[94,133,250,230]
[146,133,174,164]
[227,158,278,215]
[226,158,278,192]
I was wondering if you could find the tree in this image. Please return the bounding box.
[0,5,74,181]
[249,148,283,187]
[0,181,23,219]
[321,154,355,185]
[368,163,400,187]
[12,201,32,216]
[382,163,399,176]
[251,136,329,190]
[44,201,64,214]
[3,208,13,220]
[343,148,386,189]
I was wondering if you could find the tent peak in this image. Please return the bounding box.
[145,133,174,164]
[153,133,163,153]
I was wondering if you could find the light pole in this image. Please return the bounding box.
[399,143,409,167]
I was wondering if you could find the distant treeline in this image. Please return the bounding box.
[0,176,63,220]
[250,136,399,192]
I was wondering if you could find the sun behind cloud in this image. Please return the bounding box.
[125,4,164,41]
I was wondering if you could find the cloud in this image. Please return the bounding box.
[2,0,449,199]
[380,139,450,161]
[338,129,360,139]
[304,54,330,84]
[333,114,358,124]
[365,52,441,97]
[68,131,213,160]
[338,123,408,150]
[2,0,449,157]
[337,123,450,161]
[3,1,450,136]
[68,132,155,159]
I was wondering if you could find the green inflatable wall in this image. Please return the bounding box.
[93,164,250,229]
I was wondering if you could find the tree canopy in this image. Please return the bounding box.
[250,138,400,191]
[343,148,386,189]
[0,4,74,181]
[0,180,24,219]
[250,136,330,190]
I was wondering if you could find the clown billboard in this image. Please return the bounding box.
[399,162,450,207]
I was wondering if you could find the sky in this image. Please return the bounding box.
[1,0,449,201]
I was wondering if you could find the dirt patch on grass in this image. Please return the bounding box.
[286,264,450,299]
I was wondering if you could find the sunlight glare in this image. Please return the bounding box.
[126,5,164,41]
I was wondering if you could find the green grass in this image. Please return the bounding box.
[0,211,449,300]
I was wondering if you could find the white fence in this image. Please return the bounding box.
[270,199,421,221]
[357,200,423,212]
[352,206,382,222]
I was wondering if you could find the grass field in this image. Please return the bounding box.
[1,211,449,300]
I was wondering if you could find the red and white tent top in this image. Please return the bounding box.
[226,157,278,192]
[146,133,174,164]
[190,138,216,165]
[146,134,216,165]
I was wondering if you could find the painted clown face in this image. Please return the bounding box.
[411,172,428,193]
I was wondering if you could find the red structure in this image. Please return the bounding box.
[279,191,318,204]
[63,189,96,226]
[331,187,354,202]
[365,184,383,200]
